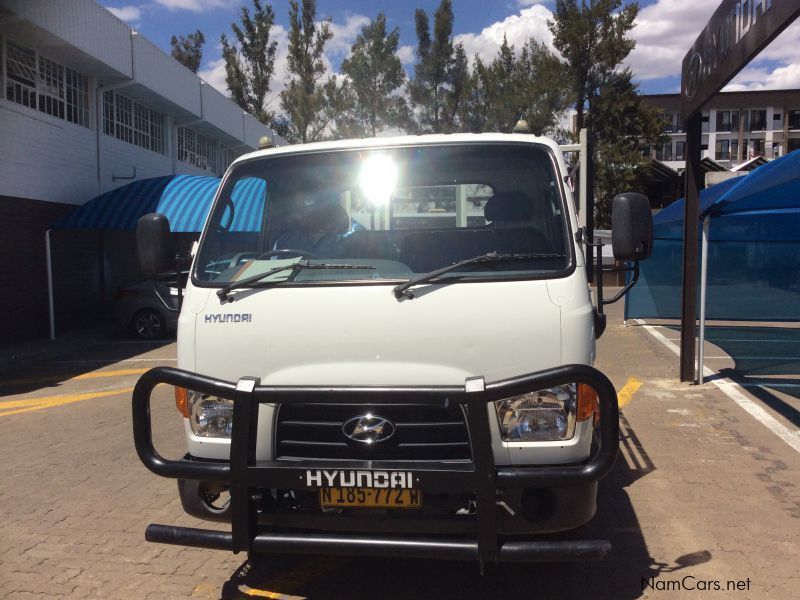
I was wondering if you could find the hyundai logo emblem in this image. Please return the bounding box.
[342,414,395,444]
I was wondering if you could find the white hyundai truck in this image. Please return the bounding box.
[132,133,652,567]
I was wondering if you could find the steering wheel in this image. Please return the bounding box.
[257,249,321,260]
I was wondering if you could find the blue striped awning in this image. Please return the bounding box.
[55,175,266,233]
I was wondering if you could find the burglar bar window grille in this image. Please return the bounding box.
[103,90,165,154]
[38,55,65,120]
[0,35,4,101]
[178,126,238,175]
[65,68,89,126]
[4,40,90,127]
[218,146,239,175]
[6,41,37,109]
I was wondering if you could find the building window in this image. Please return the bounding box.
[4,40,90,126]
[749,109,767,131]
[751,139,765,157]
[730,139,739,161]
[103,90,165,154]
[65,68,90,126]
[675,141,685,160]
[218,147,239,174]
[715,110,739,132]
[655,142,672,161]
[662,113,674,133]
[6,41,37,109]
[715,139,730,160]
[177,126,239,175]
[788,138,800,153]
[789,110,800,130]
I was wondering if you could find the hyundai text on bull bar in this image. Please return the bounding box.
[132,132,653,568]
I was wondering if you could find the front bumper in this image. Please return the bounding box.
[132,364,619,565]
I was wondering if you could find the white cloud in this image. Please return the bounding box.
[725,61,800,91]
[628,0,800,89]
[153,0,238,12]
[326,14,371,59]
[107,5,141,22]
[627,0,719,81]
[198,58,228,95]
[454,4,556,61]
[397,45,415,66]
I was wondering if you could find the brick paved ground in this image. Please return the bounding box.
[0,302,798,599]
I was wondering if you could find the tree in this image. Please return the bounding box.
[220,0,278,125]
[459,56,491,133]
[592,70,664,225]
[443,42,469,132]
[516,39,572,136]
[171,30,205,73]
[549,0,663,227]
[340,13,406,137]
[279,0,334,143]
[408,0,455,133]
[483,36,520,133]
[549,0,636,132]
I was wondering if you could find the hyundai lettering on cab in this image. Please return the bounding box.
[131,132,653,569]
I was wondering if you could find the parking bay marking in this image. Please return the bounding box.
[617,376,642,410]
[0,387,133,417]
[0,367,148,387]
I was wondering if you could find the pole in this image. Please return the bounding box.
[697,215,710,384]
[579,128,588,233]
[680,111,703,381]
[585,129,595,283]
[46,229,55,340]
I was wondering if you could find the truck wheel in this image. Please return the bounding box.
[131,308,166,340]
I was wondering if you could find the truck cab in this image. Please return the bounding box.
[132,133,652,566]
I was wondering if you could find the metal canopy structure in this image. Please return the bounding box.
[678,0,800,382]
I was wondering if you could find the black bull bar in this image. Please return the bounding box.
[132,364,619,565]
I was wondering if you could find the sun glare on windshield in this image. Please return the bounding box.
[358,154,397,206]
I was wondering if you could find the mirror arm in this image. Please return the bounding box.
[601,261,639,306]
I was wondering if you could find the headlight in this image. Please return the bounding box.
[175,387,233,438]
[494,384,580,442]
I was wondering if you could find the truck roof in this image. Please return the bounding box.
[232,132,562,166]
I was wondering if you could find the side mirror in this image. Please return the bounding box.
[137,213,175,276]
[611,192,653,261]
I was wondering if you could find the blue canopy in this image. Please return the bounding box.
[55,175,266,232]
[654,149,800,224]
[626,149,800,322]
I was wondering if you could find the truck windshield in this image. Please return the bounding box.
[194,143,571,286]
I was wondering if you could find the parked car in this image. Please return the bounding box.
[112,272,187,339]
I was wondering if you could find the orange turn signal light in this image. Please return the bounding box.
[174,386,190,418]
[577,384,598,421]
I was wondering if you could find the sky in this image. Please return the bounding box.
[100,0,800,108]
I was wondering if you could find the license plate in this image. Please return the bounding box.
[320,487,422,508]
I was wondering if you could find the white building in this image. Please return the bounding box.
[0,0,279,343]
[642,89,800,171]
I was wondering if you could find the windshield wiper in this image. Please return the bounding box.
[218,260,375,302]
[393,251,565,300]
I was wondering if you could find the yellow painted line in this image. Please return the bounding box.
[0,368,148,387]
[0,387,133,417]
[617,376,642,410]
[238,586,304,599]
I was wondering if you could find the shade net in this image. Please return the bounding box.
[625,150,800,322]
